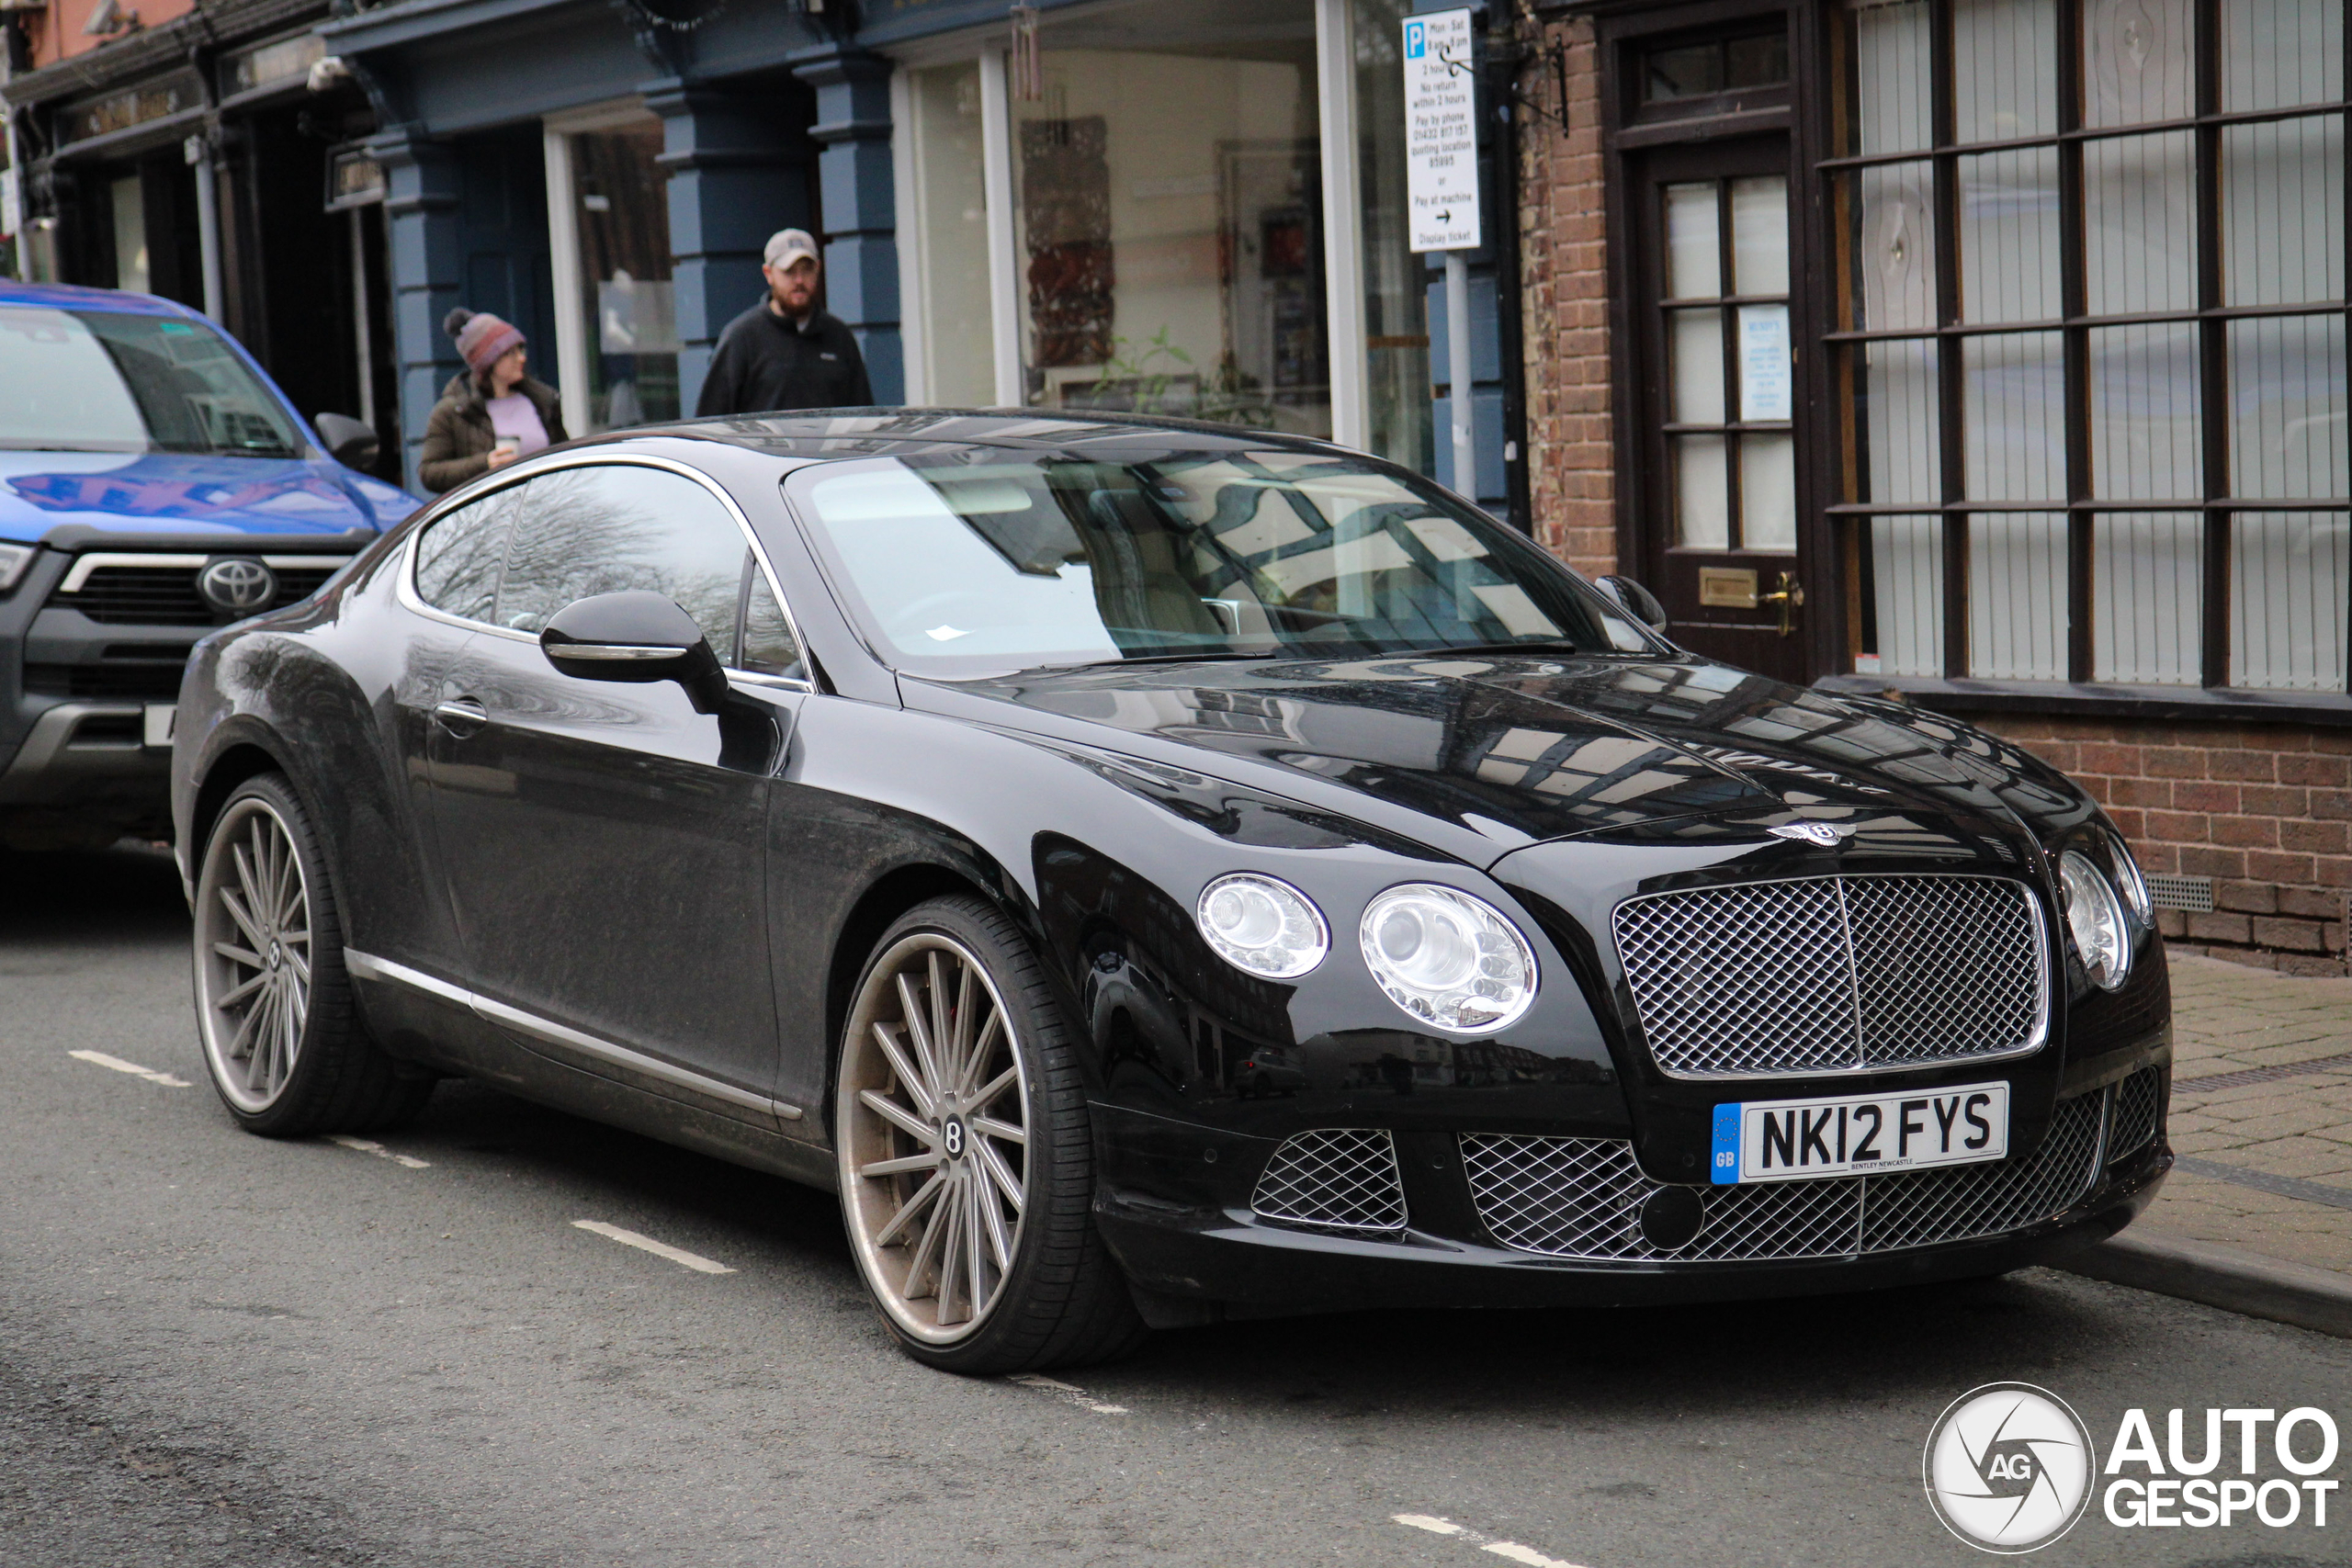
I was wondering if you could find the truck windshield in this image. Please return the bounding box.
[0,305,304,457]
[789,447,1661,677]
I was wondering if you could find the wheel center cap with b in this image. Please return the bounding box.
[941,1114,968,1161]
[268,941,282,970]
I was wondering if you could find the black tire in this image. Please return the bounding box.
[836,895,1146,1374]
[190,773,435,1137]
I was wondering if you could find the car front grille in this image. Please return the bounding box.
[1460,1088,2108,1263]
[1611,874,2047,1078]
[25,645,196,701]
[1251,1128,1408,1234]
[49,561,344,626]
[2107,1066,2163,1162]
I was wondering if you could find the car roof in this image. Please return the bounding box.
[614,407,1364,465]
[0,278,199,318]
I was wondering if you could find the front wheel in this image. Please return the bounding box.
[192,773,433,1136]
[836,896,1144,1373]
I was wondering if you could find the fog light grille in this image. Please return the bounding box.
[1461,1091,2107,1262]
[1251,1128,1407,1234]
[2107,1066,2163,1161]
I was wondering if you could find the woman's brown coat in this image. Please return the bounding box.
[416,373,569,494]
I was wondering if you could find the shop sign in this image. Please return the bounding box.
[225,33,325,98]
[60,71,203,145]
[326,148,385,211]
[1403,8,1480,253]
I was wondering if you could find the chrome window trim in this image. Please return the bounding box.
[1611,870,2054,1082]
[59,551,359,593]
[395,449,816,691]
[343,947,806,1121]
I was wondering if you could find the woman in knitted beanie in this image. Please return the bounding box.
[416,308,571,493]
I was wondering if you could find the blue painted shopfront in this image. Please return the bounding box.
[323,0,1517,519]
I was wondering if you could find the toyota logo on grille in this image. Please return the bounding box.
[198,558,277,615]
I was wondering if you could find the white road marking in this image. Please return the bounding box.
[68,1050,192,1088]
[328,1134,432,1169]
[1007,1372,1129,1416]
[1394,1515,1586,1568]
[571,1220,735,1275]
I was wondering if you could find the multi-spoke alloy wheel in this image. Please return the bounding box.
[837,897,1145,1373]
[196,794,313,1112]
[191,773,435,1136]
[841,931,1030,1342]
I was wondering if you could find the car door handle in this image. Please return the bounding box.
[433,697,488,738]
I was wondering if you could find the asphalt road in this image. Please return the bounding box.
[4,843,2347,1568]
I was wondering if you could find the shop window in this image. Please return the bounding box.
[1636,28,1791,121]
[1010,0,1330,439]
[905,62,998,406]
[1352,0,1436,475]
[553,119,679,433]
[1833,0,2348,693]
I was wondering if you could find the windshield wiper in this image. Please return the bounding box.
[1401,641,1596,659]
[1029,649,1282,671]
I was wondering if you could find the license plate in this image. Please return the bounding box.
[1711,1080,2009,1184]
[142,704,176,749]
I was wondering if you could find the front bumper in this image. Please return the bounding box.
[1097,1100,2169,1319]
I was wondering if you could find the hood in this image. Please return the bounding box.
[0,450,416,543]
[910,653,2094,866]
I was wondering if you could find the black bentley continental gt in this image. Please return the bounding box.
[171,411,2171,1372]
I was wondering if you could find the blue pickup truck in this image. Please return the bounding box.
[0,279,418,850]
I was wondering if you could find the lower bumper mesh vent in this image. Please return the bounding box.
[2107,1066,2163,1162]
[1252,1128,1408,1234]
[1461,1090,2109,1263]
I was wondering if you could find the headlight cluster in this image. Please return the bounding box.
[2058,834,2149,992]
[1194,874,1329,979]
[1193,875,1537,1033]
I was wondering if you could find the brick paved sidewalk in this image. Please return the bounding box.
[2143,953,2352,1275]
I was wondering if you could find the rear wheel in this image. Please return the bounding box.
[837,896,1144,1373]
[192,774,433,1136]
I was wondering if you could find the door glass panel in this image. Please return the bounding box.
[413,489,521,624]
[1664,183,1721,298]
[1674,434,1730,547]
[1669,310,1725,423]
[739,557,804,679]
[1730,176,1789,294]
[493,466,750,656]
[1736,304,1792,422]
[567,124,680,432]
[1741,434,1798,550]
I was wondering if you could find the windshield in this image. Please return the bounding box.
[0,305,305,457]
[787,448,1659,676]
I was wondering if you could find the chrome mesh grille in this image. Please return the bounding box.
[2107,1066,2162,1161]
[1612,874,2045,1077]
[1461,1091,2106,1263]
[1251,1128,1408,1234]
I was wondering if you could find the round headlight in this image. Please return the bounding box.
[1359,884,1537,1033]
[2059,850,2132,991]
[2109,832,2153,928]
[1195,874,1329,978]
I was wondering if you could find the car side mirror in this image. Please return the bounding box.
[539,591,729,714]
[1595,574,1669,632]
[315,412,379,471]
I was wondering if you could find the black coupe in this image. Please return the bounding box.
[171,412,2170,1372]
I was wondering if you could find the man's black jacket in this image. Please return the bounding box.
[695,299,873,416]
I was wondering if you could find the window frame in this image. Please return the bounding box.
[1816,0,2352,708]
[396,452,815,692]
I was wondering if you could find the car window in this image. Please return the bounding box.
[413,487,520,625]
[787,449,1659,677]
[493,466,747,661]
[738,556,804,680]
[0,305,304,457]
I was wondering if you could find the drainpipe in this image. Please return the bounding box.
[186,132,222,319]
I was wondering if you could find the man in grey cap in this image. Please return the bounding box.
[695,228,874,416]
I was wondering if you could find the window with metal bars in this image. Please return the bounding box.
[1826,0,2348,694]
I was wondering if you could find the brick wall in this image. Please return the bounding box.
[1979,715,2352,976]
[1514,13,1616,581]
